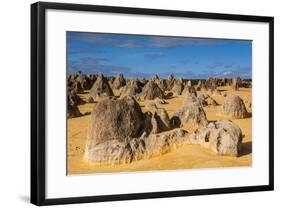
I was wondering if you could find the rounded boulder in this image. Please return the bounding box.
[87,96,143,149]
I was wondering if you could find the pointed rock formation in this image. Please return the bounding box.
[182,85,197,97]
[139,80,165,100]
[120,79,142,98]
[166,74,175,90]
[219,94,248,118]
[171,78,184,95]
[172,96,208,127]
[112,73,126,89]
[205,77,218,92]
[90,74,114,98]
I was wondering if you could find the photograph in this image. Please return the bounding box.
[66,31,253,175]
[30,2,274,205]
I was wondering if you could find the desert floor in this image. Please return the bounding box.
[67,86,252,175]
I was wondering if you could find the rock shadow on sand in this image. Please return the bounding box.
[238,141,252,157]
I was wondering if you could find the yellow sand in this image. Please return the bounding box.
[67,86,252,175]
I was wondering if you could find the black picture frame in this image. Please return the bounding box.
[31,1,274,206]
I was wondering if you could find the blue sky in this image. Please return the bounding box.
[67,32,252,79]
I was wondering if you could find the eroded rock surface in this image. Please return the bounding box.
[90,74,114,98]
[87,96,143,148]
[219,94,248,118]
[85,129,189,164]
[120,79,142,98]
[198,94,218,107]
[67,90,84,118]
[112,73,126,89]
[139,80,165,100]
[84,92,244,165]
[172,96,208,127]
[182,85,197,97]
[188,120,243,156]
[171,78,184,95]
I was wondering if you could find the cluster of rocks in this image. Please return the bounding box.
[84,94,245,164]
[68,74,97,93]
[220,77,252,90]
[194,77,251,92]
[67,73,251,100]
[67,73,251,164]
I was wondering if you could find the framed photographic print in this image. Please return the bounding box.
[31,1,274,206]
